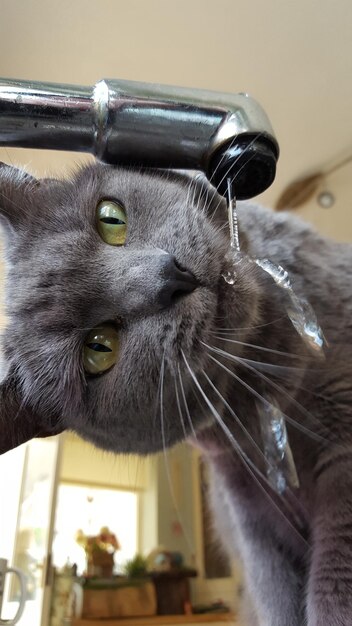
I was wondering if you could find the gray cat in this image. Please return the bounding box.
[0,161,351,625]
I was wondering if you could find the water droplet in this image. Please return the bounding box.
[254,258,326,357]
[222,270,236,285]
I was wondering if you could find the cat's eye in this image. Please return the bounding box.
[96,200,127,246]
[83,324,119,375]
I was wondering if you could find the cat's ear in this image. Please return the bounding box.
[0,372,64,455]
[0,162,38,230]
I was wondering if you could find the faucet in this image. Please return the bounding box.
[0,77,279,199]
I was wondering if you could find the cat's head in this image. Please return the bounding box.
[0,162,261,455]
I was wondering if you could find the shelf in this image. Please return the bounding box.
[73,612,237,625]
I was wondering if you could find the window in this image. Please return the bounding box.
[52,484,138,575]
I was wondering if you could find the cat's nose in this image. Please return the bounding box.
[158,254,199,308]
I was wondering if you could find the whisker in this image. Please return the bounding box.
[236,357,311,376]
[205,134,241,220]
[0,190,29,217]
[174,375,188,439]
[194,177,207,215]
[209,132,264,212]
[4,148,14,167]
[202,368,309,526]
[182,350,254,468]
[160,352,167,443]
[202,369,269,463]
[210,335,311,361]
[185,175,195,208]
[160,354,195,555]
[177,363,197,439]
[205,349,331,446]
[207,344,335,440]
[210,315,287,332]
[190,176,199,208]
[208,133,239,185]
[201,183,210,217]
[181,350,308,544]
[211,133,265,215]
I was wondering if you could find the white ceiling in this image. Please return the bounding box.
[0,0,351,240]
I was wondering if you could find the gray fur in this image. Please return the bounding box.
[0,162,351,625]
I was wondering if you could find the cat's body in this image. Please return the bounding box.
[195,200,352,626]
[0,162,351,625]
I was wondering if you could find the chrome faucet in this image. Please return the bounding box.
[0,77,279,199]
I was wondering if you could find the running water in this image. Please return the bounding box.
[222,178,326,357]
[221,178,242,285]
[258,395,300,494]
[221,178,327,493]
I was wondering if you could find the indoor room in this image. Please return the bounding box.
[0,1,351,625]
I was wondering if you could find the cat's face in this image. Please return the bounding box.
[0,163,260,454]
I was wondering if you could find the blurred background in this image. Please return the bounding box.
[0,2,351,625]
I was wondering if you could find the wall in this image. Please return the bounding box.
[156,443,197,567]
[60,433,150,490]
[293,161,352,241]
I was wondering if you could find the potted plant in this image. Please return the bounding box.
[76,527,120,577]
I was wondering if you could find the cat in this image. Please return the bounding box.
[0,160,351,625]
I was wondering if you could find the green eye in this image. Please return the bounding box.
[96,200,127,246]
[83,324,119,375]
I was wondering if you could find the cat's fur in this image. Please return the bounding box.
[0,161,351,625]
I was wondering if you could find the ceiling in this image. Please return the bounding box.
[0,0,351,240]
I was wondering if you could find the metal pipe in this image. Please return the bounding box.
[0,77,279,199]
